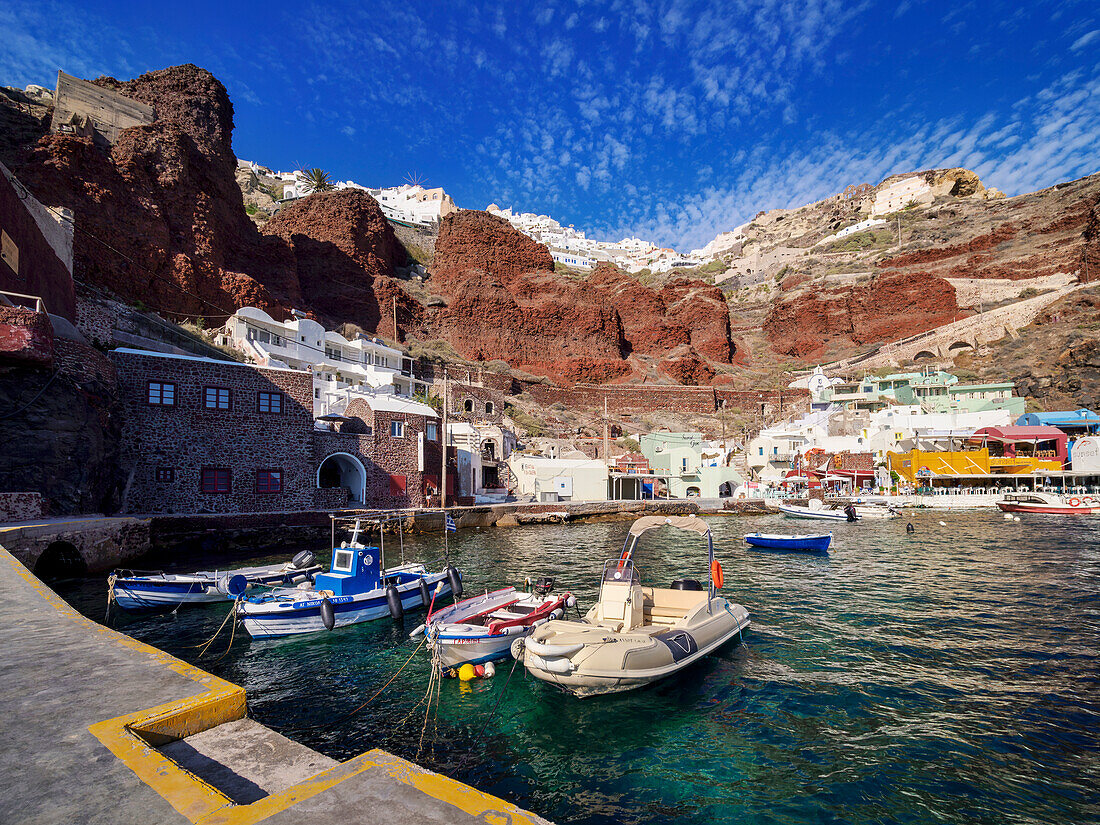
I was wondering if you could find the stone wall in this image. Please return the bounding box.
[0,492,44,523]
[0,305,54,366]
[445,382,506,424]
[112,350,317,514]
[527,383,720,413]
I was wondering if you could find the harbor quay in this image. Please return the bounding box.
[0,544,551,825]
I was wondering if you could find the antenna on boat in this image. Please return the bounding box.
[351,519,362,546]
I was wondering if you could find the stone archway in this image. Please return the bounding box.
[914,350,937,360]
[948,341,973,351]
[33,540,88,581]
[317,453,367,504]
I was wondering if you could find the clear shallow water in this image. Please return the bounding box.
[58,512,1100,825]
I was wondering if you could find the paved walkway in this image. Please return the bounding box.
[0,547,550,825]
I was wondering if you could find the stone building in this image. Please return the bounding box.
[111,348,442,514]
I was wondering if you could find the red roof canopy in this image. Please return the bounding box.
[970,426,1067,443]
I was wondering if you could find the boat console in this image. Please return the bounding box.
[312,543,382,596]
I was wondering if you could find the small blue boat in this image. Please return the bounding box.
[237,516,461,638]
[744,532,832,554]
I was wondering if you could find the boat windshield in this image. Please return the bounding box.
[601,558,641,586]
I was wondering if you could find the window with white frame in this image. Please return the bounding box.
[391,420,405,438]
[147,381,176,406]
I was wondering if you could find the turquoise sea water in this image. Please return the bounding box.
[59,511,1100,824]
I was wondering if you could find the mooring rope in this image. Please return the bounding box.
[254,638,427,733]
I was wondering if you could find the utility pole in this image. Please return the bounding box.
[603,397,609,462]
[440,368,448,511]
[897,216,902,251]
[392,296,399,344]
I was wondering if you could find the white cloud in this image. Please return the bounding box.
[1070,29,1098,50]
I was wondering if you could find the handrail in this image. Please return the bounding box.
[0,290,46,313]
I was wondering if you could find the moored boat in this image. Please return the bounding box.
[779,502,855,521]
[109,551,322,611]
[513,515,750,698]
[236,517,461,638]
[416,577,576,669]
[996,491,1100,514]
[744,532,832,554]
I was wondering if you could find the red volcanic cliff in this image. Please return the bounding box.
[11,65,292,319]
[764,272,960,358]
[425,213,736,384]
[428,211,626,379]
[261,190,418,333]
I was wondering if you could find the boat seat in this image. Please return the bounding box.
[490,610,526,620]
[592,582,643,630]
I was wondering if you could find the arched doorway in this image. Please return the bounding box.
[34,541,88,581]
[317,453,367,504]
[718,481,734,497]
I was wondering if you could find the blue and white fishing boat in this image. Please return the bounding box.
[109,552,322,611]
[744,532,832,554]
[236,516,461,638]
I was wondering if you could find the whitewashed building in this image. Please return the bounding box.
[217,307,428,416]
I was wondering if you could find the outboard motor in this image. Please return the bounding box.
[446,566,463,598]
[291,550,316,570]
[670,579,704,591]
[418,578,431,608]
[386,583,404,619]
[534,576,554,596]
[320,597,336,631]
[844,503,858,522]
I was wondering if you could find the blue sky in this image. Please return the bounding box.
[2,1,1098,250]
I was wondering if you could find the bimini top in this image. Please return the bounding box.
[628,515,711,538]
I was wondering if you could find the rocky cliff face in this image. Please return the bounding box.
[962,284,1100,410]
[8,65,293,319]
[726,170,1100,368]
[0,318,121,515]
[764,272,960,358]
[261,190,417,334]
[424,212,736,384]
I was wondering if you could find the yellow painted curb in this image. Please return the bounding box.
[1,547,546,825]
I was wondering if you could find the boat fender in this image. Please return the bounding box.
[458,663,477,681]
[510,637,525,660]
[906,523,915,533]
[566,594,577,609]
[217,574,249,597]
[386,584,404,620]
[524,638,584,658]
[291,550,317,570]
[550,608,563,620]
[320,597,336,631]
[1003,513,1013,520]
[446,566,463,598]
[474,664,486,677]
[418,578,431,608]
[526,653,575,675]
[483,661,496,678]
[409,623,426,639]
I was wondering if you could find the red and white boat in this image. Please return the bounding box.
[414,577,576,669]
[996,491,1100,514]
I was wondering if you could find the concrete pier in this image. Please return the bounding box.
[0,546,550,825]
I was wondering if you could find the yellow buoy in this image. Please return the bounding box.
[458,663,477,681]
